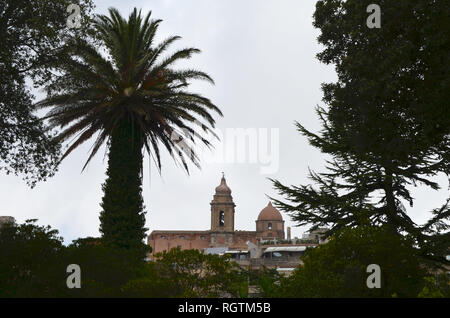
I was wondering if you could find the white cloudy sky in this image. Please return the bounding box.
[1,0,448,244]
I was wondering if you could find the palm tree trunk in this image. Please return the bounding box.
[99,117,147,252]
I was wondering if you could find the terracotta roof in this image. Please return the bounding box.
[257,202,283,221]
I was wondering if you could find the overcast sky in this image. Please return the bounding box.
[1,0,448,244]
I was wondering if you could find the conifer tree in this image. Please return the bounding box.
[272,0,449,264]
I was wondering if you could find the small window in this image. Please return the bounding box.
[219,211,225,226]
[179,236,185,240]
[268,223,272,230]
[200,236,206,240]
[161,235,167,240]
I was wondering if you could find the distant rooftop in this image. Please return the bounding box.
[204,247,228,255]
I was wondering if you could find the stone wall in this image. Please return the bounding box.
[148,231,211,255]
[148,229,260,255]
[0,216,15,229]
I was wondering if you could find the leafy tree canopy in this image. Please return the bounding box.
[123,248,248,298]
[0,221,247,298]
[0,219,65,297]
[0,0,95,186]
[274,225,449,298]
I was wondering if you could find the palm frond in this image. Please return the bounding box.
[35,7,222,173]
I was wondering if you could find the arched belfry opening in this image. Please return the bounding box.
[219,211,225,227]
[210,174,235,232]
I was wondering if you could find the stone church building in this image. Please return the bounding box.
[148,174,286,255]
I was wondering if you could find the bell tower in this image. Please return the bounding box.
[210,173,235,232]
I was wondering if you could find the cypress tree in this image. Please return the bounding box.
[99,118,147,251]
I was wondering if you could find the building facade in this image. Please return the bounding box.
[147,175,286,256]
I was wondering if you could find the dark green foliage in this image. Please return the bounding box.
[1,221,447,298]
[0,0,95,187]
[418,275,450,298]
[121,262,180,298]
[63,239,146,297]
[122,248,247,298]
[0,220,65,297]
[99,118,147,252]
[248,267,283,297]
[0,221,147,297]
[274,226,438,298]
[271,0,450,262]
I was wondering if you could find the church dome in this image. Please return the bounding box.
[215,174,231,194]
[257,202,283,221]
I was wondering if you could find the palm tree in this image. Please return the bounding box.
[36,8,222,251]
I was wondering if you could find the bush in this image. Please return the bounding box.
[0,220,66,297]
[122,248,248,298]
[275,226,431,298]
